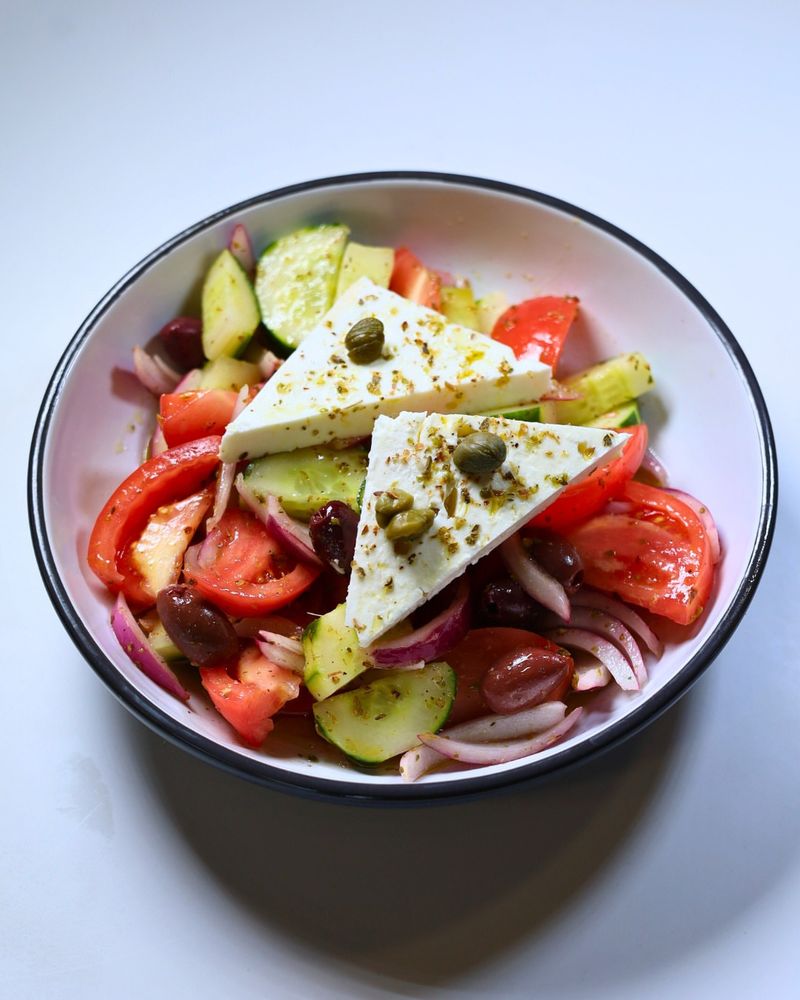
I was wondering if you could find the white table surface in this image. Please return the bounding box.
[4,2,798,997]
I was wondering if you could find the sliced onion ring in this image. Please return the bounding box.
[236,479,322,567]
[571,589,663,657]
[229,223,255,275]
[571,662,611,691]
[664,488,721,563]
[148,423,168,458]
[133,346,181,395]
[400,702,567,781]
[256,631,305,674]
[640,446,670,486]
[416,708,583,768]
[501,533,570,621]
[540,607,646,686]
[370,579,470,666]
[111,593,188,702]
[545,627,639,691]
[206,386,248,533]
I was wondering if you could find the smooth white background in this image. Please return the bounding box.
[4,2,798,997]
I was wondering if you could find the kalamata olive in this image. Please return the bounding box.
[481,645,572,714]
[479,578,545,628]
[525,533,584,592]
[157,316,205,371]
[309,501,359,575]
[156,584,239,667]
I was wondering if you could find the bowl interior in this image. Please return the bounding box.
[37,176,771,796]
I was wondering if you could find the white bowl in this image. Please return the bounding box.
[29,173,776,802]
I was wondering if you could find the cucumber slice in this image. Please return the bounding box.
[238,444,368,521]
[255,224,349,349]
[302,603,373,701]
[198,356,260,391]
[441,284,479,328]
[313,661,456,763]
[586,400,641,428]
[139,613,184,661]
[546,352,654,425]
[477,402,541,422]
[475,291,509,334]
[336,242,394,298]
[201,249,261,361]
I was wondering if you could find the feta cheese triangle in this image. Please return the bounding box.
[345,412,626,647]
[220,278,551,461]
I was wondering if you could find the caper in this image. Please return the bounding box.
[384,507,435,541]
[345,317,385,364]
[375,489,413,527]
[453,431,507,476]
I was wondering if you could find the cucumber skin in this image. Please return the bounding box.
[312,662,457,764]
[302,604,373,701]
[586,400,641,428]
[548,352,654,425]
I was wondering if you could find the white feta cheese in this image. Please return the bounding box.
[220,278,551,461]
[345,412,625,647]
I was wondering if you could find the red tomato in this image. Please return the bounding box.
[184,508,320,617]
[568,482,714,625]
[200,646,300,747]
[389,247,442,310]
[160,390,239,447]
[530,425,648,534]
[88,436,221,607]
[491,296,579,369]
[444,628,569,724]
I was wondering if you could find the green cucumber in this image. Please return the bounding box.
[477,402,541,422]
[139,613,184,661]
[441,284,479,328]
[198,355,260,391]
[255,224,349,349]
[336,242,394,298]
[302,603,373,701]
[201,249,261,361]
[313,661,456,763]
[475,291,508,334]
[586,400,641,428]
[544,352,654,425]
[238,444,368,521]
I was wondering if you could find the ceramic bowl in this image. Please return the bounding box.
[29,172,777,802]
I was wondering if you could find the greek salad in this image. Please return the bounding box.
[88,223,721,780]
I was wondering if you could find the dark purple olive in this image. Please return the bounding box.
[481,645,572,714]
[525,533,584,592]
[156,584,239,667]
[157,316,205,371]
[479,578,545,628]
[308,501,359,575]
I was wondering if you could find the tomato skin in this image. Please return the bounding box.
[200,646,300,747]
[88,436,221,607]
[444,628,570,724]
[530,425,648,534]
[160,390,239,447]
[184,508,320,617]
[491,296,579,369]
[389,247,442,310]
[568,482,714,625]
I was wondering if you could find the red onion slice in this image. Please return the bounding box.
[132,346,181,396]
[111,593,188,702]
[664,488,721,563]
[572,662,611,691]
[501,533,570,621]
[229,223,255,275]
[545,628,639,691]
[236,479,321,567]
[373,659,426,672]
[640,446,670,486]
[400,702,567,781]
[370,579,470,666]
[257,350,283,380]
[206,386,248,533]
[148,423,168,458]
[542,607,647,686]
[571,589,663,656]
[256,631,305,674]
[416,708,583,767]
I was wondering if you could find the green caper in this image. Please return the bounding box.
[375,489,414,527]
[384,507,436,542]
[453,431,507,476]
[345,317,385,364]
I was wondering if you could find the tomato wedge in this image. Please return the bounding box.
[389,247,442,310]
[200,646,301,747]
[568,482,714,625]
[530,425,648,534]
[444,628,571,724]
[160,389,239,447]
[184,508,320,617]
[88,436,221,607]
[491,296,579,369]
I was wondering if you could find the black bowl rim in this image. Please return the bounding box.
[28,171,777,804]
